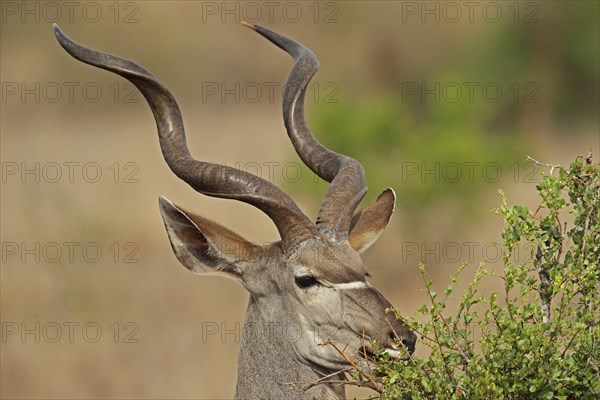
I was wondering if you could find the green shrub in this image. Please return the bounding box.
[359,154,599,399]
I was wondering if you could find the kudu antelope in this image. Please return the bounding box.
[54,23,416,399]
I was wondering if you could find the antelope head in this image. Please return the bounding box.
[54,23,416,399]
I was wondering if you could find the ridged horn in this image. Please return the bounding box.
[243,22,367,242]
[53,24,319,252]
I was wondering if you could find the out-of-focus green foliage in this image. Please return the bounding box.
[310,93,523,213]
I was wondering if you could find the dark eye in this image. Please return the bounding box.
[295,275,319,289]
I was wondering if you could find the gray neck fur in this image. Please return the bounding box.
[235,297,345,400]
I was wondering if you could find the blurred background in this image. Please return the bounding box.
[1,1,598,398]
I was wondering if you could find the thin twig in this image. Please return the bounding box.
[526,155,561,176]
[422,275,457,387]
[435,310,471,364]
[304,378,382,392]
[361,328,375,374]
[315,366,354,381]
[286,367,368,392]
[319,340,383,392]
[302,366,354,391]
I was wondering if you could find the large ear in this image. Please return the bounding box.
[348,189,396,253]
[158,196,261,280]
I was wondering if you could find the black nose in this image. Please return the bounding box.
[402,331,417,353]
[390,330,417,353]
